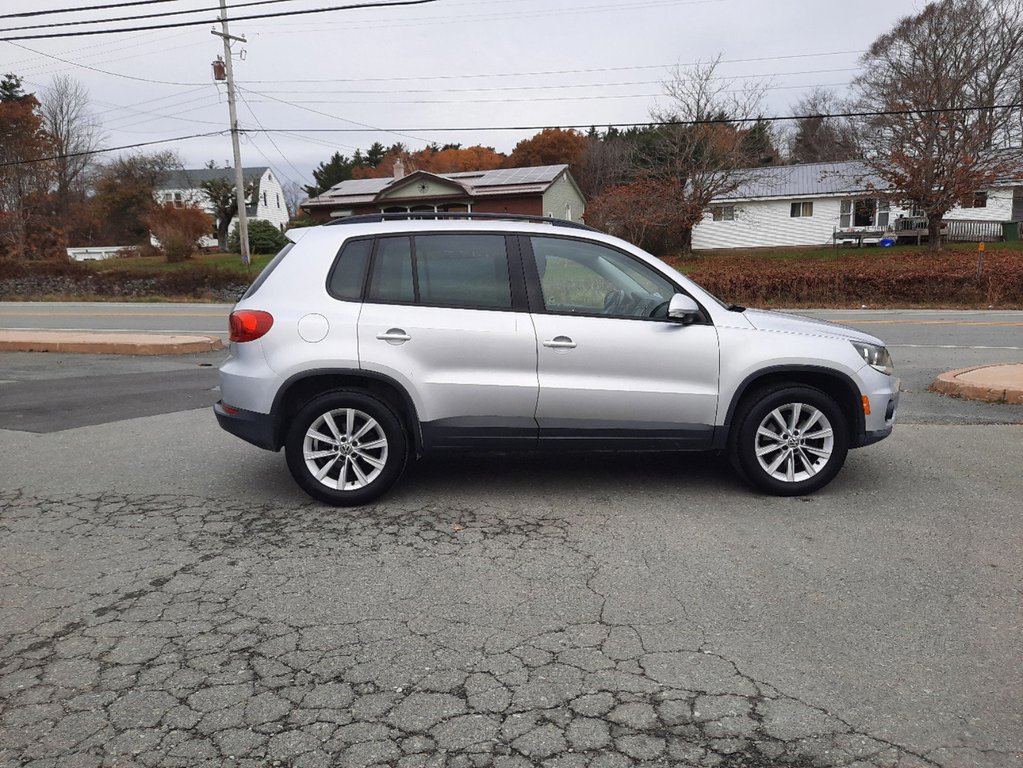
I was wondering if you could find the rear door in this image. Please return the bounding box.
[357,232,540,450]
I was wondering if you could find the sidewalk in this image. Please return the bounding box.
[930,363,1023,405]
[0,330,223,356]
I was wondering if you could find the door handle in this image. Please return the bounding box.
[377,328,411,344]
[543,336,576,349]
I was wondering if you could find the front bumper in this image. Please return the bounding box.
[853,382,899,448]
[214,401,279,451]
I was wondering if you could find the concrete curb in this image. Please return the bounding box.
[930,363,1023,405]
[0,330,224,356]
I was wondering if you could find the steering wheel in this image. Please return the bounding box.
[603,289,625,314]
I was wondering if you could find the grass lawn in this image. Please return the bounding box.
[83,251,276,274]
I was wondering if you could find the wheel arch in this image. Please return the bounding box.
[716,365,866,449]
[270,369,423,454]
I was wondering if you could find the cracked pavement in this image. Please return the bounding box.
[1,406,1021,766]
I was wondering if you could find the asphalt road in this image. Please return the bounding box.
[1,304,1021,767]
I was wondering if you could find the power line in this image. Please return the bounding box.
[0,131,227,168]
[238,51,866,85]
[237,84,433,146]
[0,0,182,20]
[248,68,859,95]
[236,102,1023,133]
[4,104,1019,169]
[243,82,853,106]
[0,0,438,41]
[5,41,205,86]
[0,0,305,34]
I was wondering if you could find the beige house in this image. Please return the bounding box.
[302,164,585,223]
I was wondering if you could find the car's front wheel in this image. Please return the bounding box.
[730,385,849,496]
[285,390,407,506]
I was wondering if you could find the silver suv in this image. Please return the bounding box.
[215,214,898,506]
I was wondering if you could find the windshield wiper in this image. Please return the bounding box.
[726,303,746,312]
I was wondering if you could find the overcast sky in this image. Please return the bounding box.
[1,0,920,192]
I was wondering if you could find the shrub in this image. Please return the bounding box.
[229,218,287,254]
[144,204,213,263]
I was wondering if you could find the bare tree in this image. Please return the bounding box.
[786,88,859,163]
[39,75,103,217]
[577,134,634,199]
[281,180,306,218]
[638,57,769,254]
[853,0,1023,249]
[197,162,254,251]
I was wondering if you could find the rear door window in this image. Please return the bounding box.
[363,233,513,310]
[415,234,511,309]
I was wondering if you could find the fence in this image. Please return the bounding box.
[894,217,1004,242]
[943,219,1005,242]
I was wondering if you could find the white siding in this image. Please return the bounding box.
[156,169,290,244]
[691,189,1015,251]
[943,187,1014,222]
[248,169,290,232]
[542,174,586,222]
[692,198,847,250]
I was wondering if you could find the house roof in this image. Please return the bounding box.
[715,151,1023,202]
[304,164,572,208]
[715,161,890,201]
[157,167,268,191]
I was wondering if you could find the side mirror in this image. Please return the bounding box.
[667,294,701,323]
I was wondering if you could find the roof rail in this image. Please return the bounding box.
[323,211,598,232]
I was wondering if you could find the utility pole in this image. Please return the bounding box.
[212,0,250,268]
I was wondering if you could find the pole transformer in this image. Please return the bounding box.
[212,0,250,267]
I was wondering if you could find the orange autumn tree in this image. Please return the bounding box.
[144,204,213,263]
[585,175,688,252]
[0,75,57,260]
[504,128,588,179]
[352,144,506,179]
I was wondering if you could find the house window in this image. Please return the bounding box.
[711,206,735,221]
[173,192,183,208]
[790,201,813,218]
[840,198,888,228]
[262,192,267,206]
[276,193,280,208]
[962,191,988,208]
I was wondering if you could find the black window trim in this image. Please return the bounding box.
[326,231,530,313]
[517,233,713,326]
[324,235,374,303]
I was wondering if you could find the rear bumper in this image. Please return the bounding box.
[214,401,278,451]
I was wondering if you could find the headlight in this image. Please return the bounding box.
[851,342,894,375]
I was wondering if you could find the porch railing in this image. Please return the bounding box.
[894,216,1004,242]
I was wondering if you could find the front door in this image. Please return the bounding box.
[524,235,720,449]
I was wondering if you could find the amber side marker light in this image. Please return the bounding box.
[861,395,872,416]
[229,310,273,343]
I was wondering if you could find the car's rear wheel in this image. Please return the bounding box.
[729,385,849,496]
[285,390,407,506]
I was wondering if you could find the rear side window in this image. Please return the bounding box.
[415,234,511,309]
[240,242,293,300]
[363,233,512,310]
[328,238,372,301]
[367,236,414,303]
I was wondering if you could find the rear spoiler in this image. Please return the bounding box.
[284,227,315,244]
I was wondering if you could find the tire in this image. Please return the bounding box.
[284,390,407,506]
[728,385,849,496]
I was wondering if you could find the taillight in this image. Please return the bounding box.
[229,310,273,342]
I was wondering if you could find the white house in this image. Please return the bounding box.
[692,159,1023,251]
[155,166,290,247]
